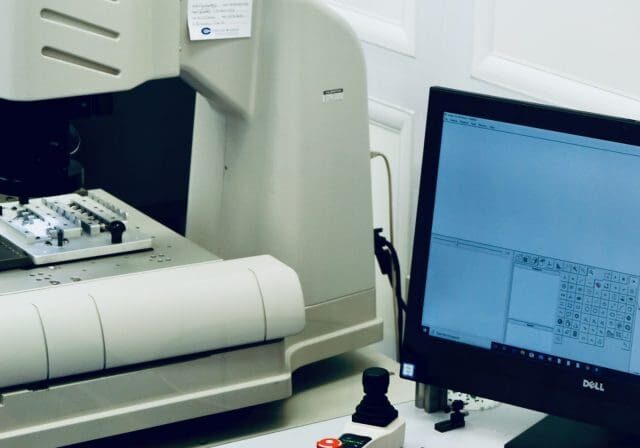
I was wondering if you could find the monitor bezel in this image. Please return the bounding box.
[402,86,640,434]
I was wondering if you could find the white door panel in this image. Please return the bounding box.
[473,0,640,119]
[328,0,405,22]
[493,0,640,101]
[326,0,416,56]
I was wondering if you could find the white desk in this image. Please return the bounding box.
[217,401,545,448]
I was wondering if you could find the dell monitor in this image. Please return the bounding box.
[401,87,640,447]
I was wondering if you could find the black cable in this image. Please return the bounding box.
[386,240,406,312]
[388,243,405,358]
[373,228,406,359]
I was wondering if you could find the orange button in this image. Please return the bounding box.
[317,438,343,448]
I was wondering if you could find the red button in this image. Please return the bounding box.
[317,438,343,448]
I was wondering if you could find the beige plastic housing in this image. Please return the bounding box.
[0,0,180,100]
[184,0,375,308]
[0,256,304,389]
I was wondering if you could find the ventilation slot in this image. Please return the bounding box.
[41,9,120,39]
[42,47,121,76]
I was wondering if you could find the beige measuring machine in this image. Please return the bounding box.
[0,1,380,446]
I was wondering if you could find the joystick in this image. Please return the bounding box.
[352,367,399,427]
[329,367,405,448]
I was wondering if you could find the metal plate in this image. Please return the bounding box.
[0,191,155,265]
[0,189,218,295]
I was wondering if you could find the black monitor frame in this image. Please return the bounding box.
[402,86,640,437]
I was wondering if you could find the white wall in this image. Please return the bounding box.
[323,0,640,358]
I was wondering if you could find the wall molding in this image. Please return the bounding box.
[326,1,416,57]
[472,0,640,120]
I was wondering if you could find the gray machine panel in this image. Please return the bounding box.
[0,191,155,265]
[0,189,218,296]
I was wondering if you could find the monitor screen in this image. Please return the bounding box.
[402,87,640,441]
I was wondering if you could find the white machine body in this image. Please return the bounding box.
[0,0,180,100]
[0,0,380,446]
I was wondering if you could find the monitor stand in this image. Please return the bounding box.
[505,415,639,448]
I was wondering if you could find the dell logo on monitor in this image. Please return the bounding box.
[583,379,605,392]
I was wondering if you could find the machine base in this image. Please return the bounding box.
[0,290,381,448]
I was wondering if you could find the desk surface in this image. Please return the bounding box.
[218,401,545,448]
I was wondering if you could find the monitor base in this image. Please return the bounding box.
[505,415,639,448]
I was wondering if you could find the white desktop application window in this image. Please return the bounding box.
[422,112,640,375]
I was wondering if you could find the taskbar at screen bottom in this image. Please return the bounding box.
[420,326,640,383]
[491,341,605,377]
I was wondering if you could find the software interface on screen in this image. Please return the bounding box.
[422,112,640,376]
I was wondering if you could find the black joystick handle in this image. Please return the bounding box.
[362,367,390,395]
[108,220,126,244]
[352,367,399,427]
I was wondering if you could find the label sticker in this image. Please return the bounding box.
[323,88,344,104]
[188,0,253,41]
[401,363,415,378]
